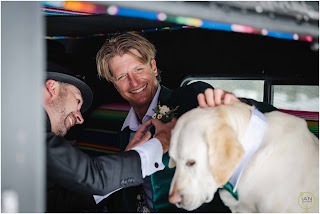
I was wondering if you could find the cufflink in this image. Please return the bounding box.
[155,162,159,168]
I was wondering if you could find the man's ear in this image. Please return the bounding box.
[207,123,244,185]
[151,59,158,76]
[45,80,58,97]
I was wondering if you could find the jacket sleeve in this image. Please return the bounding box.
[47,131,144,195]
[239,98,278,113]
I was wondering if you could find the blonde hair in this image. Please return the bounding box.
[96,33,160,83]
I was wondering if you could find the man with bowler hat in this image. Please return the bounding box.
[43,61,175,211]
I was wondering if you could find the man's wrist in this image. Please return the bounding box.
[153,135,167,154]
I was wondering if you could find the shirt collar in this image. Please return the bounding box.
[227,107,267,194]
[121,85,161,131]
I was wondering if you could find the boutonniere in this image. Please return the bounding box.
[152,102,179,123]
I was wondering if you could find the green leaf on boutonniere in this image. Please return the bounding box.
[152,102,179,124]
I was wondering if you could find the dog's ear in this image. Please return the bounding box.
[207,123,244,185]
[169,157,176,168]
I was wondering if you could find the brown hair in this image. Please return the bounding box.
[96,33,161,83]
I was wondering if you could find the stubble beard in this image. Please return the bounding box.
[51,87,69,136]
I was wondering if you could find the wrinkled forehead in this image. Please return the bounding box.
[109,49,147,72]
[114,48,145,64]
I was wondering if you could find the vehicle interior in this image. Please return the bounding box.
[2,1,319,212]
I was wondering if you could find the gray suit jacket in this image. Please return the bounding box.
[46,112,144,196]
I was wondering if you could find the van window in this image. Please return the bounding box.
[185,79,319,112]
[186,79,264,102]
[272,85,319,112]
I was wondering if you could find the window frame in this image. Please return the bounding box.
[181,76,319,108]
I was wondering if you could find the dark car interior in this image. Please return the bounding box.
[44,1,319,143]
[2,1,319,212]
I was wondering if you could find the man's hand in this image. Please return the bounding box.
[197,88,240,108]
[152,117,177,154]
[125,120,152,152]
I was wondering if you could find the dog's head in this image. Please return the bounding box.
[168,103,250,211]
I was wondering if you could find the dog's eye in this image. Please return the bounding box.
[186,160,195,167]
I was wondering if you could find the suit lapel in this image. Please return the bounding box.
[158,85,173,106]
[119,127,130,152]
[119,85,171,151]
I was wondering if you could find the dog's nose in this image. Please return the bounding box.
[169,190,183,204]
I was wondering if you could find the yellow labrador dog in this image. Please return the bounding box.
[168,102,319,212]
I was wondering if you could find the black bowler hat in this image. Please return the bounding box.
[46,62,93,113]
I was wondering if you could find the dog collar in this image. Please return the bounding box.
[224,106,267,200]
[223,182,239,200]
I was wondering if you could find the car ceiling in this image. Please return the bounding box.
[44,1,319,110]
[46,14,181,37]
[45,1,319,38]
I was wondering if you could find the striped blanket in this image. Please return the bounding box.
[75,104,319,156]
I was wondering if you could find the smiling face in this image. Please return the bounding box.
[50,82,84,136]
[109,49,159,118]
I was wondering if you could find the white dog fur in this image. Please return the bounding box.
[168,102,319,212]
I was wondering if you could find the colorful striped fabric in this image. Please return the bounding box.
[279,109,319,121]
[76,103,130,155]
[279,109,319,137]
[76,105,319,156]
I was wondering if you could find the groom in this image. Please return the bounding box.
[96,33,276,212]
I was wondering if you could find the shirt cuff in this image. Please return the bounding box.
[131,138,165,178]
[93,187,122,204]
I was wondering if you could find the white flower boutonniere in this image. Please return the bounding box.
[152,102,179,123]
